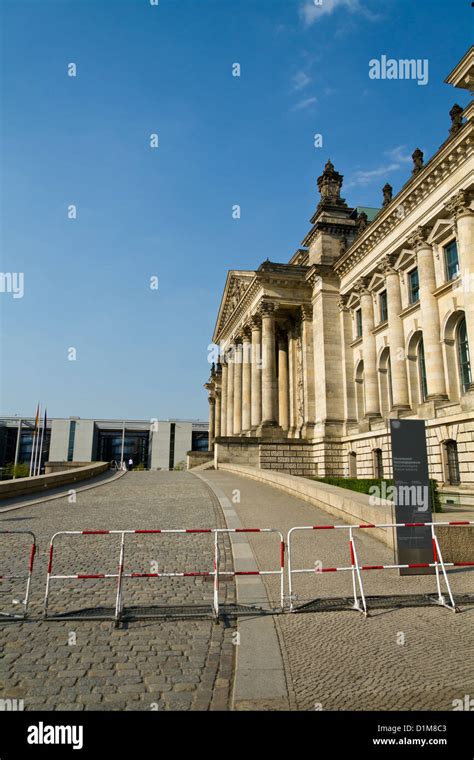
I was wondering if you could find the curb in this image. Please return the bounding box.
[193,470,291,711]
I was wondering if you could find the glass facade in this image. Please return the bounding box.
[444,240,459,281]
[192,431,209,451]
[408,268,420,303]
[96,430,149,467]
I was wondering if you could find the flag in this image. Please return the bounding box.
[29,403,40,477]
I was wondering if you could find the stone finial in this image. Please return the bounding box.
[449,103,464,135]
[412,148,424,175]
[356,211,368,234]
[382,183,393,207]
[317,159,344,205]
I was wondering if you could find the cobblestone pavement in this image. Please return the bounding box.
[0,472,235,711]
[204,471,474,712]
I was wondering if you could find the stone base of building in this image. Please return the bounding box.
[215,401,474,493]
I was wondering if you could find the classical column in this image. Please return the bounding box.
[215,390,221,441]
[355,278,380,417]
[301,305,316,437]
[208,393,215,451]
[338,296,356,422]
[260,301,278,427]
[380,255,410,409]
[241,329,252,432]
[277,330,289,432]
[226,346,235,436]
[250,317,262,429]
[408,228,447,400]
[233,341,243,435]
[446,190,474,387]
[220,362,228,436]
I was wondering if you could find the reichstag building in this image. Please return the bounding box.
[205,48,474,503]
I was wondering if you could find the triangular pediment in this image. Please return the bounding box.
[213,270,256,343]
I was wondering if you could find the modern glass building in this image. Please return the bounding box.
[0,417,208,475]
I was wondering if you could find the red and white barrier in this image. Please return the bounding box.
[287,521,474,614]
[43,527,285,623]
[0,530,37,618]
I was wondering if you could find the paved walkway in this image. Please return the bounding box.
[0,472,235,711]
[201,470,474,711]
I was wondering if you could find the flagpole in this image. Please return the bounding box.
[34,406,43,477]
[36,409,47,476]
[29,408,38,477]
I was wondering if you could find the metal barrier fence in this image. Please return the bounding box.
[287,520,474,614]
[0,530,37,618]
[43,527,285,624]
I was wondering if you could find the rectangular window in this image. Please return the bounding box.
[408,268,419,304]
[444,240,459,281]
[169,423,176,470]
[67,421,76,462]
[379,290,388,322]
[355,308,362,338]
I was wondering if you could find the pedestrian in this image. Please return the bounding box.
[128,457,133,470]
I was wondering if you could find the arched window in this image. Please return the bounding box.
[444,440,460,485]
[457,318,472,393]
[355,360,365,421]
[349,451,357,478]
[418,338,428,401]
[373,448,384,479]
[378,348,392,416]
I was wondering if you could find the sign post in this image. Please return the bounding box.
[390,419,434,575]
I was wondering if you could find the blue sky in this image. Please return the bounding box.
[0,0,471,421]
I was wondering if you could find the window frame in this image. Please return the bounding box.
[444,239,460,282]
[408,267,420,304]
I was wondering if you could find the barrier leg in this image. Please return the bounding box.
[23,540,36,618]
[431,527,457,612]
[213,531,219,622]
[114,532,126,627]
[349,530,367,616]
[43,541,54,619]
[280,539,285,612]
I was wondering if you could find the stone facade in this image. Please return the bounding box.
[205,49,474,500]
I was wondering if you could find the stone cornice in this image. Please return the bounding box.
[334,122,473,277]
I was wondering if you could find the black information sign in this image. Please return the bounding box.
[390,419,434,576]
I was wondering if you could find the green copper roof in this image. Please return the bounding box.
[355,206,380,221]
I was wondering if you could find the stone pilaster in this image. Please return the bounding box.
[338,296,356,422]
[446,190,474,391]
[215,390,221,441]
[379,255,410,409]
[226,346,235,435]
[408,227,448,400]
[250,317,262,429]
[220,362,228,436]
[301,305,316,438]
[355,278,380,417]
[277,330,290,433]
[241,329,252,431]
[257,300,282,436]
[311,272,345,426]
[207,391,215,451]
[233,341,243,435]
